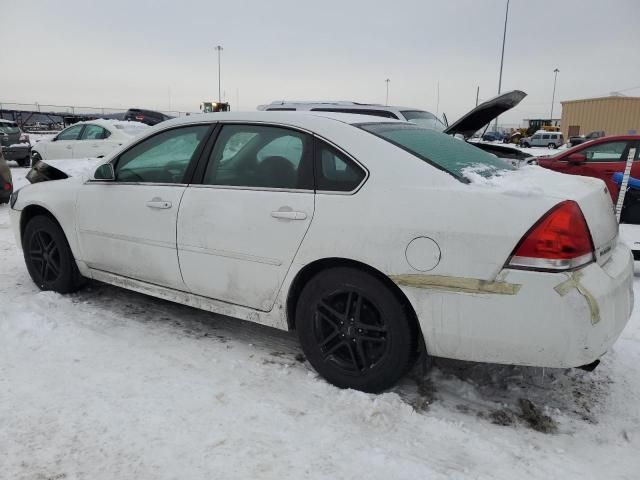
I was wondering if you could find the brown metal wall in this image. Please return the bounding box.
[560,97,640,138]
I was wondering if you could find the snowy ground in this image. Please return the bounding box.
[1,168,640,480]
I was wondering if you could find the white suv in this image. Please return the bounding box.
[522,130,564,149]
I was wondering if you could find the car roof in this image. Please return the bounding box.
[154,111,405,131]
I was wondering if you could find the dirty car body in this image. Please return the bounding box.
[9,111,634,392]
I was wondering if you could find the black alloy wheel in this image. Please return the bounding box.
[313,290,390,373]
[296,267,418,392]
[23,215,84,293]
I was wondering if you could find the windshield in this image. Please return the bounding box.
[115,124,149,137]
[358,122,513,180]
[400,110,446,132]
[0,122,20,134]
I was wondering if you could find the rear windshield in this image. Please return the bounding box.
[358,122,513,180]
[400,110,446,132]
[0,122,20,134]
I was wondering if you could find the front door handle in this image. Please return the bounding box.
[271,210,307,220]
[146,198,172,209]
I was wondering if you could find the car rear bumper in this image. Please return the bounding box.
[399,241,634,368]
[1,144,30,160]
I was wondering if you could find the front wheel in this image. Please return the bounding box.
[548,143,557,149]
[296,267,418,392]
[522,142,531,148]
[23,215,85,293]
[17,156,30,168]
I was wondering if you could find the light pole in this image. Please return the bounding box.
[215,45,223,103]
[550,68,560,125]
[493,0,510,132]
[385,78,390,106]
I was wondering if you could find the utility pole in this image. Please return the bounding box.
[215,45,223,103]
[550,68,560,125]
[493,0,510,132]
[385,78,390,106]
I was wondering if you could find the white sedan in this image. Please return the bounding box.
[30,119,148,163]
[9,112,633,392]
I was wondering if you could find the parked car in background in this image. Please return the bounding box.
[10,111,632,392]
[0,119,31,167]
[481,131,503,142]
[0,149,13,203]
[537,135,640,202]
[124,108,174,126]
[521,130,564,149]
[30,120,149,163]
[568,131,605,147]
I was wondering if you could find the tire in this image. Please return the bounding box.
[548,143,557,149]
[523,142,531,148]
[296,267,417,392]
[16,157,30,168]
[22,215,85,293]
[31,151,42,164]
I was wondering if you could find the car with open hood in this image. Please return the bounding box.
[9,111,633,392]
[259,91,534,165]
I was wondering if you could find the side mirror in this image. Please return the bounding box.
[567,153,586,165]
[93,163,115,181]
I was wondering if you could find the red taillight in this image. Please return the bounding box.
[2,182,11,191]
[507,200,594,271]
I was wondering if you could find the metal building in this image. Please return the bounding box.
[560,96,640,138]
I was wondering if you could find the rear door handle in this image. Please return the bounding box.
[146,199,172,209]
[271,210,307,220]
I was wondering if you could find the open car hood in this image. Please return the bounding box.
[444,90,527,139]
[26,158,105,184]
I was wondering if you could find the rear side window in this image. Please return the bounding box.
[81,124,110,140]
[204,124,313,190]
[57,125,83,141]
[315,140,366,192]
[542,134,550,139]
[358,122,512,180]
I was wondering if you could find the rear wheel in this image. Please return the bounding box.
[548,143,557,149]
[23,215,84,293]
[16,156,30,168]
[296,267,417,392]
[31,151,42,164]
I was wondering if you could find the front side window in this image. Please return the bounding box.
[57,125,83,141]
[358,122,513,180]
[315,141,366,192]
[580,141,627,162]
[81,124,110,140]
[532,134,541,140]
[115,125,209,183]
[203,124,312,189]
[400,110,446,132]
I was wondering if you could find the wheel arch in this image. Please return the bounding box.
[286,257,421,339]
[20,204,64,245]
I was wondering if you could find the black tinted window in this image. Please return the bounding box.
[315,140,366,192]
[204,124,313,189]
[57,125,83,141]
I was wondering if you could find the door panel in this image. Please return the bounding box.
[177,188,314,310]
[77,184,187,289]
[75,124,211,288]
[177,123,315,311]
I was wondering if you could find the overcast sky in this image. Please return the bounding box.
[1,0,639,125]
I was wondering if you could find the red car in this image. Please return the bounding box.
[538,135,640,202]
